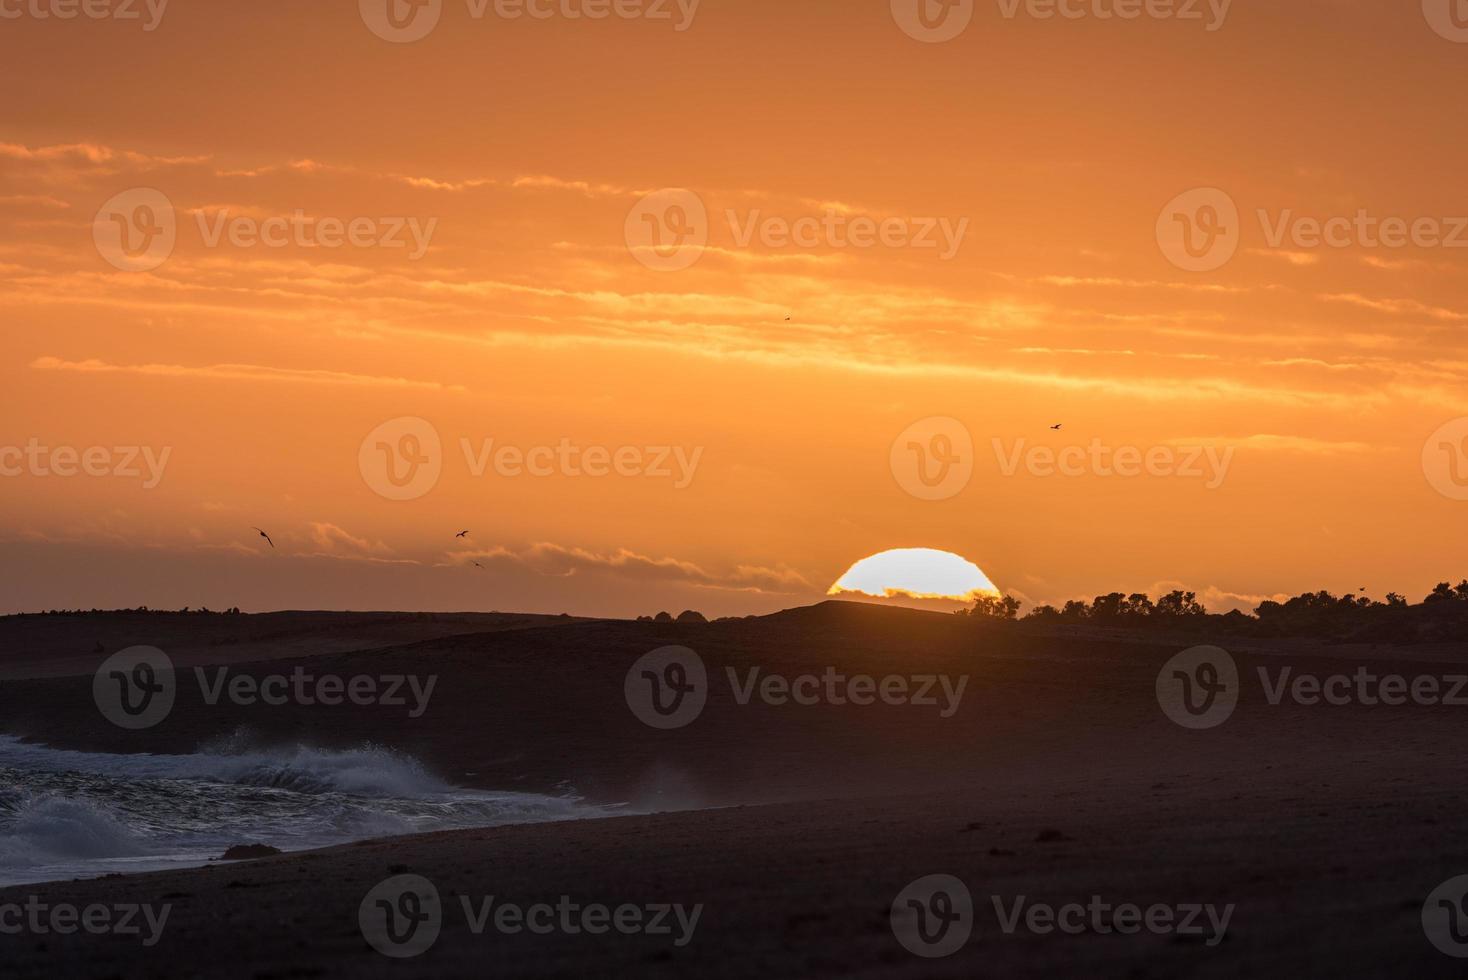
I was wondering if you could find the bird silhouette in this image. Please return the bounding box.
[473,561,484,569]
[1050,424,1063,430]
[456,530,470,539]
[252,527,274,549]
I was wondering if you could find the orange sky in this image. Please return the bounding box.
[2,1,1467,617]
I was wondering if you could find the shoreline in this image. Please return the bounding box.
[3,761,1466,978]
[4,604,1468,975]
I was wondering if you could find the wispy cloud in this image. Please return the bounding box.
[30,356,464,392]
[449,542,811,593]
[1164,434,1379,455]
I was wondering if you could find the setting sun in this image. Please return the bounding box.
[828,548,999,602]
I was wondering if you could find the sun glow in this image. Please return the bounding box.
[827,548,999,601]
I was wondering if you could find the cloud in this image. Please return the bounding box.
[450,542,810,593]
[308,523,392,558]
[510,175,644,198]
[1247,248,1320,266]
[30,356,464,392]
[1032,275,1248,294]
[1322,293,1468,322]
[1164,434,1379,454]
[0,194,70,209]
[397,175,498,192]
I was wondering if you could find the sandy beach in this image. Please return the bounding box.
[1,602,1467,976]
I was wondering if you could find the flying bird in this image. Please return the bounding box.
[473,561,484,569]
[1050,424,1063,430]
[252,527,274,549]
[456,530,470,538]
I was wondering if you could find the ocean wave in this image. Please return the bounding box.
[0,735,598,886]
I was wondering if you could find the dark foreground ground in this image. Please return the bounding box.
[4,762,1468,978]
[2,601,1467,976]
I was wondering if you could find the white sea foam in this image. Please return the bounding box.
[0,735,600,886]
